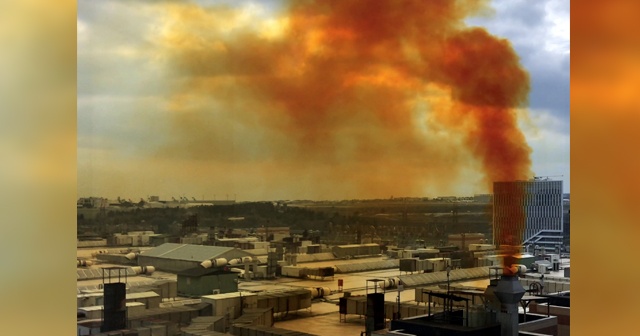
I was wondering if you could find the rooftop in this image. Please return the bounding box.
[141,243,236,262]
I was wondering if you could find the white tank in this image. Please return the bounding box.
[515,264,527,274]
[242,256,253,264]
[201,258,229,268]
[131,266,155,275]
[308,287,332,298]
[91,250,110,258]
[379,277,401,289]
[228,258,241,265]
[506,264,527,275]
[213,258,228,267]
[77,260,93,267]
[125,252,138,260]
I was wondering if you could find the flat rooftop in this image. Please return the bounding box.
[76,248,569,334]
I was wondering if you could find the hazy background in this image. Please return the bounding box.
[77,0,569,201]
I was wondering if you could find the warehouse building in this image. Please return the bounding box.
[177,267,239,297]
[137,243,252,273]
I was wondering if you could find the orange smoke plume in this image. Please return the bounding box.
[159,0,532,252]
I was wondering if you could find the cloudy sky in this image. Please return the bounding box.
[77,0,569,201]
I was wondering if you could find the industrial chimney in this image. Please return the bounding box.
[493,272,525,336]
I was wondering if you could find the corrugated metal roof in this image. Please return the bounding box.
[400,266,490,287]
[295,252,334,263]
[127,291,160,299]
[141,243,235,262]
[77,267,136,280]
[79,302,145,312]
[335,243,379,248]
[201,291,257,300]
[335,259,398,273]
[245,248,268,256]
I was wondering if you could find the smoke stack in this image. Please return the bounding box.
[493,274,525,336]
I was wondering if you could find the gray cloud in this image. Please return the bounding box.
[467,0,570,127]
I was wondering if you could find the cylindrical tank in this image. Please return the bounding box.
[509,264,527,275]
[379,277,401,289]
[77,259,93,267]
[131,266,155,275]
[213,258,228,267]
[242,256,253,264]
[91,250,110,258]
[125,252,139,260]
[201,258,228,268]
[308,287,332,298]
[517,265,527,274]
[227,258,241,265]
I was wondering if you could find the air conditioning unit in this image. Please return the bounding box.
[212,289,221,295]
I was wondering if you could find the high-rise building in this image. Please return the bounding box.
[493,179,564,249]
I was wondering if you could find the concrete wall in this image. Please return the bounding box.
[529,303,570,336]
[178,273,239,296]
[519,278,570,294]
[77,239,108,248]
[519,314,558,336]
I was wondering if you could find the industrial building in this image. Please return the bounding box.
[137,243,253,273]
[77,217,570,336]
[177,267,239,297]
[493,179,564,248]
[447,233,487,250]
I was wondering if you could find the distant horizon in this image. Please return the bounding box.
[78,191,571,204]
